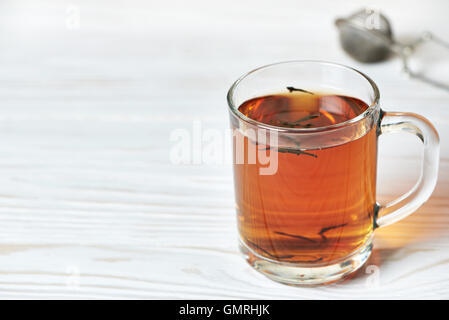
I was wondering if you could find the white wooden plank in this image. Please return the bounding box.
[0,0,448,299]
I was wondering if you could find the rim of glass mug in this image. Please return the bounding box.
[226,60,380,133]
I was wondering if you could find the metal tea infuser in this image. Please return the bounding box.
[335,8,449,91]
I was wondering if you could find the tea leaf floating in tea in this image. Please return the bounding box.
[318,223,348,241]
[246,239,294,260]
[276,147,318,158]
[274,231,317,243]
[258,146,318,158]
[294,114,320,123]
[270,114,320,128]
[280,136,318,158]
[286,86,314,95]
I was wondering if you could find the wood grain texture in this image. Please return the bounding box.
[0,0,448,299]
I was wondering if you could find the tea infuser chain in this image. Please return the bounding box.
[396,31,449,91]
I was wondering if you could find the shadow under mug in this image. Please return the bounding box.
[227,61,439,285]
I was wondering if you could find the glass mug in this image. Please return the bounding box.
[227,61,439,285]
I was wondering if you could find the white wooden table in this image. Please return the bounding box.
[0,0,448,299]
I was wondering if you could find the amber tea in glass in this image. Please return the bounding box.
[227,61,439,285]
[235,92,376,265]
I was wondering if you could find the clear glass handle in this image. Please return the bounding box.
[376,111,440,228]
